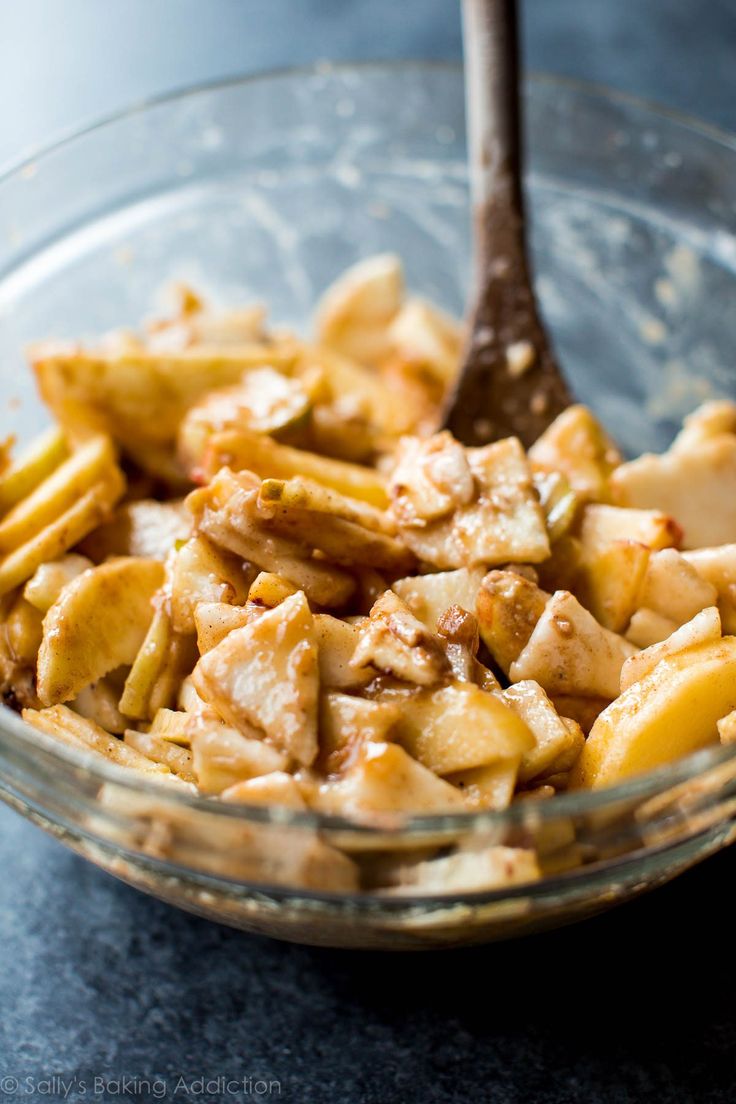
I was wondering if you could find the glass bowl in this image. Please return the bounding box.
[1,64,736,949]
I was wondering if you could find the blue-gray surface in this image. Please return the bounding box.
[2,2,736,1101]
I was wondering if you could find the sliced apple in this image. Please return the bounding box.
[190,720,288,794]
[170,534,253,633]
[611,430,736,548]
[315,253,404,366]
[392,567,486,632]
[193,590,319,765]
[79,499,191,562]
[351,590,450,687]
[313,614,374,689]
[23,554,93,612]
[318,691,401,775]
[572,636,736,788]
[682,545,736,633]
[445,759,520,811]
[390,435,550,569]
[220,771,307,807]
[625,607,679,648]
[0,427,69,516]
[194,602,253,654]
[509,590,636,699]
[529,404,621,502]
[23,704,170,775]
[476,569,550,674]
[619,606,721,692]
[502,680,583,783]
[37,557,164,705]
[376,681,533,775]
[124,728,196,782]
[637,547,718,626]
[313,741,467,817]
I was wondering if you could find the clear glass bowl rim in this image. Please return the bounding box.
[2,60,736,837]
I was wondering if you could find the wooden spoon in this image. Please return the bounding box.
[443,0,573,448]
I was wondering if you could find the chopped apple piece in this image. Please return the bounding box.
[191,720,288,794]
[390,436,550,569]
[620,606,721,691]
[533,470,580,542]
[150,707,199,745]
[71,678,127,735]
[377,681,533,775]
[529,405,621,502]
[247,571,299,609]
[193,591,319,765]
[194,602,252,654]
[509,590,637,699]
[176,678,210,718]
[178,367,312,471]
[23,554,93,612]
[392,567,486,632]
[385,845,540,895]
[313,742,468,817]
[221,771,307,807]
[170,534,252,633]
[32,342,297,455]
[637,548,718,626]
[682,545,736,633]
[297,342,401,439]
[146,630,198,718]
[0,435,120,554]
[256,476,414,573]
[259,475,396,536]
[389,433,475,525]
[314,614,374,689]
[386,296,462,386]
[318,692,401,774]
[79,499,191,561]
[502,680,583,783]
[315,253,404,366]
[575,538,650,632]
[537,717,585,778]
[611,428,736,548]
[199,426,388,506]
[476,570,550,674]
[445,759,520,811]
[124,728,196,782]
[572,637,736,788]
[191,468,356,608]
[578,503,681,552]
[0,427,69,515]
[625,608,679,648]
[4,595,43,667]
[0,473,124,598]
[37,557,164,705]
[351,590,450,687]
[119,605,172,719]
[23,704,170,775]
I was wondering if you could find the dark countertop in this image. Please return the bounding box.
[2,2,736,1101]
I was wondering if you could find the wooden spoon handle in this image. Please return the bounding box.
[463,0,524,277]
[443,0,572,448]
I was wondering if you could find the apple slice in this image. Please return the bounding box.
[37,557,164,705]
[509,590,636,700]
[193,590,319,765]
[572,636,736,788]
